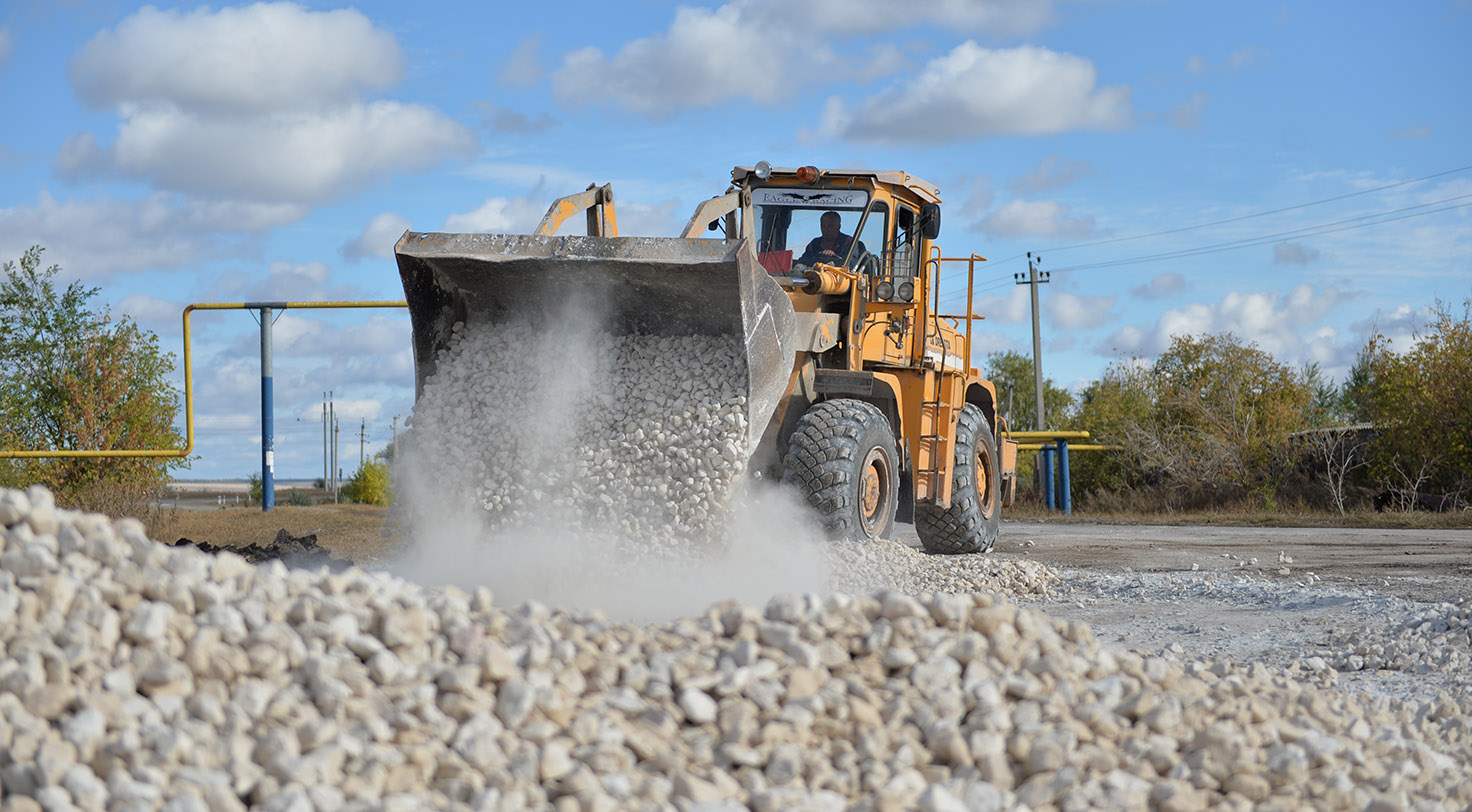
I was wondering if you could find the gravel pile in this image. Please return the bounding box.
[826,540,1057,599]
[1312,597,1472,690]
[399,321,750,550]
[3,485,1471,811]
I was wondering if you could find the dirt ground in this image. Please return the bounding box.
[896,520,1472,701]
[164,502,1471,700]
[977,521,1472,600]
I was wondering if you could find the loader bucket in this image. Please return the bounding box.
[395,232,798,454]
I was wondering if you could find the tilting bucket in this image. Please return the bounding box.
[395,232,798,454]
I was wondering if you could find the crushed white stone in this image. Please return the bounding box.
[2,485,1471,811]
[397,321,750,550]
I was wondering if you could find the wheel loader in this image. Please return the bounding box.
[395,164,1018,553]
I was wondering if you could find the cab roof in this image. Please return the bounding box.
[732,166,942,204]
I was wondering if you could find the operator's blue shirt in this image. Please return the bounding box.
[798,233,866,266]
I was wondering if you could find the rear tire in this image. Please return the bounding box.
[782,399,898,541]
[915,404,1001,554]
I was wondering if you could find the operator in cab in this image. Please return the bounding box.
[797,211,866,267]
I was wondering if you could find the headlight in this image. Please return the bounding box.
[897,281,914,302]
[754,160,772,180]
[876,281,894,300]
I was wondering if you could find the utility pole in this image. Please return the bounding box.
[1014,252,1051,431]
[360,418,366,467]
[1015,252,1053,506]
[333,417,340,503]
[322,392,329,491]
[329,395,336,499]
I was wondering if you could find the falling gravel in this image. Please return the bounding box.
[387,317,1056,617]
[2,485,1471,811]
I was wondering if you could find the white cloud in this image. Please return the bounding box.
[331,399,383,422]
[0,191,302,279]
[973,199,1095,239]
[1008,155,1095,195]
[1101,284,1358,370]
[342,213,412,261]
[552,5,823,117]
[244,314,409,358]
[827,43,1132,144]
[443,195,549,235]
[1272,241,1320,265]
[60,103,476,204]
[1351,304,1436,348]
[70,3,402,115]
[63,3,476,204]
[1045,291,1116,329]
[498,35,544,89]
[971,287,1031,325]
[0,27,12,64]
[1129,272,1188,300]
[616,199,686,237]
[1171,92,1207,131]
[1184,46,1270,76]
[476,103,558,134]
[115,292,184,336]
[751,0,1059,37]
[859,42,911,83]
[201,261,368,302]
[549,1,1064,118]
[1228,45,1270,70]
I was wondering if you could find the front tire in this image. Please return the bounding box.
[782,399,898,541]
[915,404,1001,554]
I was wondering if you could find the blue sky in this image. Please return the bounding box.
[2,0,1469,480]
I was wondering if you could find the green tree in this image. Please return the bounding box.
[1143,333,1313,506]
[342,456,391,506]
[0,247,185,516]
[983,350,1076,433]
[1360,299,1472,498]
[1071,359,1156,495]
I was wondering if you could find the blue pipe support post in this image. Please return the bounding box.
[1058,439,1072,515]
[1040,445,1055,510]
[259,305,275,512]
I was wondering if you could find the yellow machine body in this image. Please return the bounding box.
[394,166,1017,528]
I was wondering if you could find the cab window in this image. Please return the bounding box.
[893,205,921,278]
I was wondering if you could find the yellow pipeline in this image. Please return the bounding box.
[0,300,407,460]
[1006,430,1091,440]
[1018,443,1124,451]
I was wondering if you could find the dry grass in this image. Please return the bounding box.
[1004,497,1472,529]
[147,490,1467,567]
[153,503,396,559]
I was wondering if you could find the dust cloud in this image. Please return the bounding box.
[387,296,829,622]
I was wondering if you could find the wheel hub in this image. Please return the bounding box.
[858,447,892,536]
[976,445,996,519]
[861,465,881,518]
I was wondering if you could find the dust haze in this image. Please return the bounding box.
[388,292,829,621]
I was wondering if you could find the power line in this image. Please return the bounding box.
[1028,162,1472,256]
[1048,197,1472,275]
[935,187,1472,308]
[935,161,1472,305]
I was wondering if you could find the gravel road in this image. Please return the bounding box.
[892,520,1472,703]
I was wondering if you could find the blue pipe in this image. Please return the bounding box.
[261,306,274,512]
[1040,445,1055,510]
[1058,439,1071,515]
